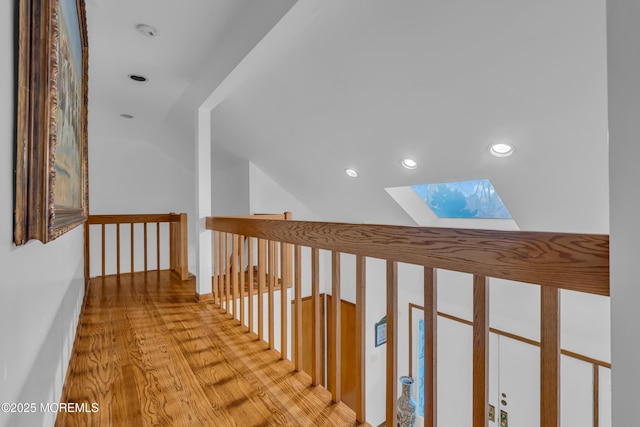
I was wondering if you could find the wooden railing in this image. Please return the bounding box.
[206,214,609,427]
[84,213,189,285]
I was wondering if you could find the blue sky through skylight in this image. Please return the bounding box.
[411,179,511,219]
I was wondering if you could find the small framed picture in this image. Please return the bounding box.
[375,316,387,347]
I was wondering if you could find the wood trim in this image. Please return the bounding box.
[355,255,366,423]
[294,245,302,372]
[311,247,321,386]
[473,275,489,427]
[329,251,342,403]
[424,267,437,427]
[207,217,609,295]
[541,286,560,427]
[386,260,398,427]
[195,292,213,302]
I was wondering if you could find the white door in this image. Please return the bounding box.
[495,335,540,427]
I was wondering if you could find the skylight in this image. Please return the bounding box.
[411,179,511,219]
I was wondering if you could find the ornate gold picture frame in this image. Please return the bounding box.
[15,0,89,245]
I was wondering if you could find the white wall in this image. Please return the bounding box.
[89,134,196,272]
[249,162,319,220]
[212,146,250,216]
[0,3,84,426]
[608,0,640,424]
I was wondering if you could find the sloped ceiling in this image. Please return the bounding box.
[209,0,608,233]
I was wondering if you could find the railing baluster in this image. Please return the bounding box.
[240,236,246,327]
[130,223,134,273]
[268,241,275,350]
[473,275,489,427]
[226,233,232,314]
[386,260,398,427]
[248,237,254,334]
[355,255,366,423]
[144,222,148,272]
[424,267,437,427]
[116,223,121,275]
[213,231,219,306]
[101,224,106,277]
[156,222,160,271]
[541,285,560,427]
[311,247,321,386]
[329,251,341,403]
[219,232,225,309]
[280,241,290,360]
[294,245,302,372]
[258,238,266,342]
[232,234,239,319]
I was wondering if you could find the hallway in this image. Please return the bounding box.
[57,271,361,426]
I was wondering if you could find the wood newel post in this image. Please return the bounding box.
[541,286,560,427]
[386,260,398,427]
[473,275,489,427]
[179,213,188,280]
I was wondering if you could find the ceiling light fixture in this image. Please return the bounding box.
[489,143,515,157]
[119,113,134,119]
[345,168,359,178]
[128,74,148,82]
[136,24,158,37]
[401,158,418,170]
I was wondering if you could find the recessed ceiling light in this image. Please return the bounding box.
[401,158,418,169]
[489,143,515,157]
[136,24,158,37]
[345,168,359,178]
[119,113,134,119]
[128,74,148,82]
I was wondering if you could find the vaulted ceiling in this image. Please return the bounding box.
[87,0,608,234]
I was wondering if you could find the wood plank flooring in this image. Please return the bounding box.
[57,271,363,427]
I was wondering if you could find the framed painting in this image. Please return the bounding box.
[14,0,89,245]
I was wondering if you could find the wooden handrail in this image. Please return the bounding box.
[84,212,189,284]
[206,214,610,427]
[206,217,609,296]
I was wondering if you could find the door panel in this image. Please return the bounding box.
[498,336,540,427]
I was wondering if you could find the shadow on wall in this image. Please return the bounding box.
[6,274,84,427]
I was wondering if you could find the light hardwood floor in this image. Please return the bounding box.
[57,271,363,427]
